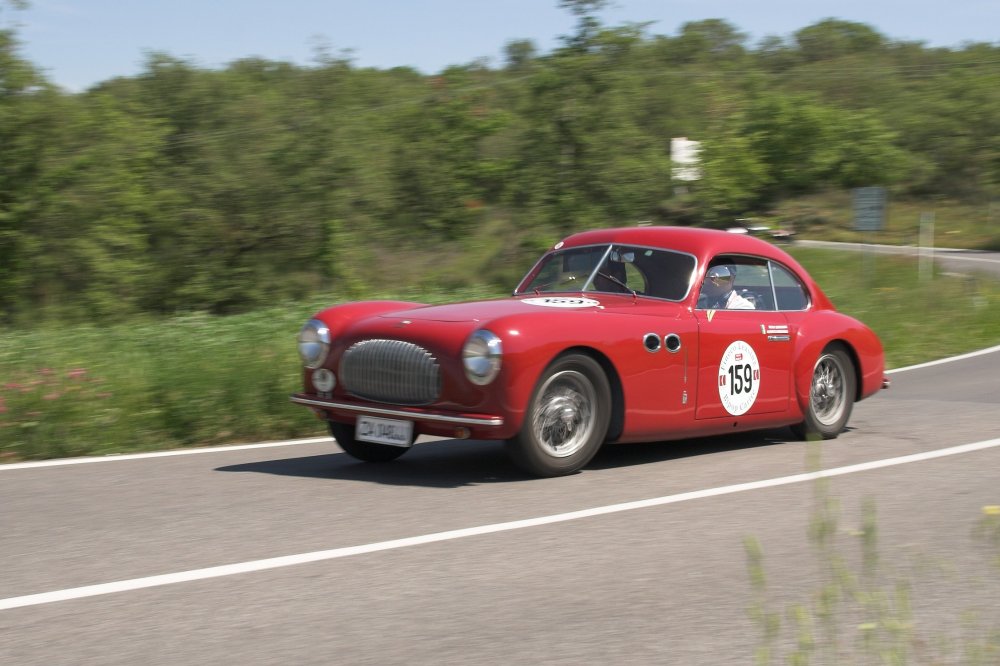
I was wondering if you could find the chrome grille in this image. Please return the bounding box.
[340,339,441,405]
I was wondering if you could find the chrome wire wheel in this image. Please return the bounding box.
[531,370,597,458]
[811,352,848,427]
[506,353,611,477]
[792,345,856,441]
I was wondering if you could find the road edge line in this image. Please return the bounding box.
[0,437,333,471]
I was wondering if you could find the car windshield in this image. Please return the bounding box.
[516,244,696,301]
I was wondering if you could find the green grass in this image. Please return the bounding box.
[0,308,316,461]
[765,191,1000,250]
[1,251,999,462]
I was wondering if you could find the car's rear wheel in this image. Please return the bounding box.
[506,353,611,477]
[328,421,410,462]
[793,345,856,440]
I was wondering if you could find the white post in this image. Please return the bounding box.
[919,212,935,282]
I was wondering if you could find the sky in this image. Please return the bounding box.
[4,0,999,92]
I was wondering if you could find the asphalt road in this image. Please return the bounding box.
[2,348,1000,664]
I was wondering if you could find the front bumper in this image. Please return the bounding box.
[289,394,505,428]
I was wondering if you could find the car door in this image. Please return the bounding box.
[693,256,793,420]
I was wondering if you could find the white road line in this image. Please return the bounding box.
[886,343,1000,374]
[2,436,998,612]
[937,253,1000,265]
[0,437,333,471]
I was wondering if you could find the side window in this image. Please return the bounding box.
[770,263,809,311]
[698,255,774,310]
[732,260,774,311]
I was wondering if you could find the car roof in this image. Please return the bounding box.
[558,226,786,263]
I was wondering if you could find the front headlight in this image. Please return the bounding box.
[298,319,330,369]
[463,329,502,385]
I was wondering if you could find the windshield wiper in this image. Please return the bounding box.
[593,271,637,299]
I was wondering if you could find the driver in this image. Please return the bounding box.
[701,265,755,310]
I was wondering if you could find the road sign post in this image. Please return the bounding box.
[853,187,887,232]
[919,212,935,282]
[854,187,887,284]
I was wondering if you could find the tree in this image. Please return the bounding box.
[504,39,538,71]
[741,92,907,199]
[671,19,748,64]
[22,92,168,319]
[794,19,885,62]
[389,74,509,239]
[558,0,611,51]
[695,102,771,223]
[0,7,56,321]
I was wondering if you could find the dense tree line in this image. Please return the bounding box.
[1,0,998,323]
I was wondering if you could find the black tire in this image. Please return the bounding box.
[505,353,611,477]
[792,345,856,440]
[328,421,410,463]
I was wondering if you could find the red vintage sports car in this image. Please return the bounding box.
[292,226,887,476]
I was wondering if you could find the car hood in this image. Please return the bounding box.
[377,294,678,323]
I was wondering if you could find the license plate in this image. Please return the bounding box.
[356,416,414,447]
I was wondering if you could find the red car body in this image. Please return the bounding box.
[291,226,886,476]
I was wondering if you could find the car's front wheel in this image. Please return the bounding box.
[793,345,856,440]
[328,421,410,462]
[505,353,611,477]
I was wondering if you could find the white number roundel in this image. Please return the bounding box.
[718,340,761,416]
[522,297,601,308]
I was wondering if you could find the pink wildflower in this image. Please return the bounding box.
[43,392,62,401]
[67,368,88,380]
